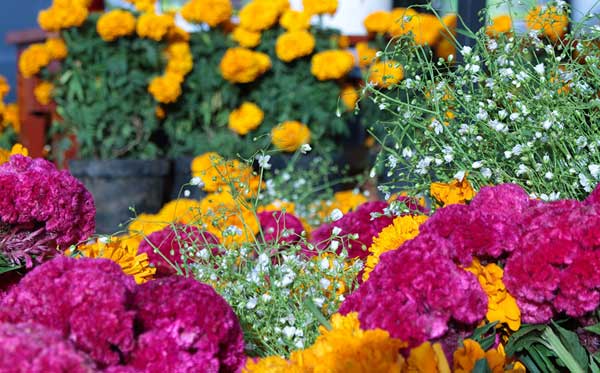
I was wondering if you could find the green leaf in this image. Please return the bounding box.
[541,327,585,373]
[472,359,492,373]
[552,321,588,366]
[585,323,600,336]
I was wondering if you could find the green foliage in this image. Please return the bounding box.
[0,127,17,150]
[53,15,166,159]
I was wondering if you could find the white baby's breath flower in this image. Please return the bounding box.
[330,209,343,222]
[300,143,312,154]
[534,63,545,75]
[256,154,272,170]
[481,168,492,179]
[589,164,600,179]
[190,177,204,187]
[472,161,483,169]
[454,170,466,181]
[246,297,257,309]
[332,226,342,236]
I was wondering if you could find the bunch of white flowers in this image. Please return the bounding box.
[370,2,600,200]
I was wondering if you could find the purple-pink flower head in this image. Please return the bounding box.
[0,322,95,372]
[340,234,487,348]
[0,256,136,367]
[310,201,394,260]
[258,210,305,245]
[138,224,220,277]
[131,276,245,372]
[0,155,95,266]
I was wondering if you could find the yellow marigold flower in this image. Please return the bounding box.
[280,10,311,31]
[34,81,54,105]
[430,177,475,206]
[0,144,29,166]
[487,14,513,36]
[166,42,193,76]
[258,200,296,214]
[310,50,354,80]
[18,43,51,78]
[333,190,367,213]
[220,47,271,83]
[200,191,259,246]
[0,76,9,99]
[466,259,521,331]
[442,13,457,30]
[302,0,337,16]
[2,104,19,133]
[38,0,88,32]
[159,198,202,225]
[191,152,226,192]
[363,214,428,281]
[148,73,183,104]
[355,41,377,68]
[337,35,350,48]
[388,7,418,37]
[45,37,68,60]
[364,11,392,34]
[289,312,406,372]
[128,213,168,238]
[276,30,315,62]
[180,0,232,27]
[340,85,358,111]
[243,356,301,373]
[239,1,280,32]
[369,60,404,88]
[436,36,456,60]
[410,13,444,46]
[405,341,451,373]
[232,27,261,48]
[228,102,264,135]
[136,12,174,41]
[78,237,155,284]
[526,5,569,41]
[255,0,289,15]
[97,10,136,42]
[271,121,310,152]
[454,339,511,373]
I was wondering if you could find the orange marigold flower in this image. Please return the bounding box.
[166,42,193,76]
[239,1,280,32]
[38,0,88,32]
[430,177,475,206]
[369,61,404,88]
[220,47,271,83]
[34,81,54,105]
[404,341,451,373]
[148,73,183,104]
[340,85,359,111]
[487,14,513,36]
[45,37,68,60]
[364,11,393,34]
[96,9,136,42]
[387,7,418,37]
[0,76,9,99]
[356,41,377,68]
[18,43,51,78]
[232,27,262,48]
[228,102,264,135]
[276,30,315,62]
[302,0,337,16]
[310,50,354,80]
[2,104,19,133]
[180,0,232,27]
[526,5,569,41]
[280,10,311,31]
[271,121,311,152]
[136,12,174,41]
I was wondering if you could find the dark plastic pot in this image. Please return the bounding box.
[167,157,205,201]
[69,159,170,234]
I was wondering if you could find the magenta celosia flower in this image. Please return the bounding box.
[0,322,95,372]
[310,201,395,260]
[131,276,245,372]
[138,224,220,277]
[0,155,95,266]
[0,256,136,368]
[340,234,487,347]
[258,210,305,245]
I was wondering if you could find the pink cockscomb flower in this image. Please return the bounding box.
[0,322,95,372]
[0,256,136,368]
[258,210,305,245]
[138,224,220,277]
[340,234,487,348]
[310,201,395,260]
[131,276,245,372]
[0,155,95,266]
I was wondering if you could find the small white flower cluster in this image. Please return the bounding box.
[372,7,600,201]
[189,239,359,357]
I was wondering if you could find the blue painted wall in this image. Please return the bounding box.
[0,0,51,102]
